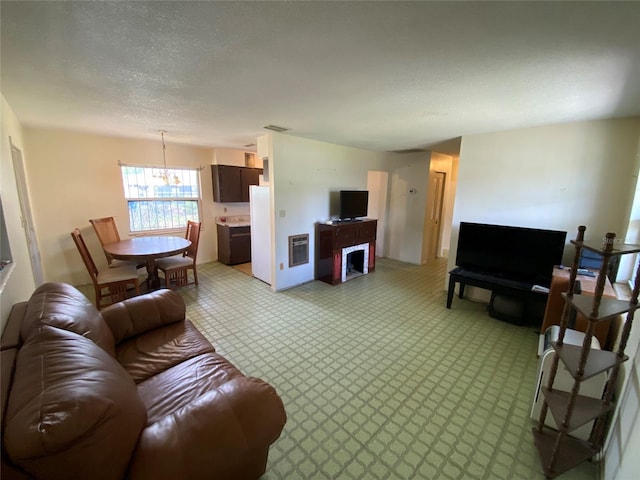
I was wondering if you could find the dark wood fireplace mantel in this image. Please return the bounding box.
[315,219,377,285]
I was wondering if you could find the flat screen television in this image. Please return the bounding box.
[340,190,369,220]
[456,222,567,286]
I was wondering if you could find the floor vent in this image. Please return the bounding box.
[289,234,309,267]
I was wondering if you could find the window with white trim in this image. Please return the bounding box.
[120,165,201,232]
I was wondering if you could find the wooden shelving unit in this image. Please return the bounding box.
[533,226,640,478]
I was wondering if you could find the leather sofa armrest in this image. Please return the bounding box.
[101,289,186,344]
[1,302,27,351]
[128,377,287,480]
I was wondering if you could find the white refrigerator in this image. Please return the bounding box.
[249,185,272,285]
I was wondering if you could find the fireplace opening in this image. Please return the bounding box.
[341,242,369,283]
[346,250,365,279]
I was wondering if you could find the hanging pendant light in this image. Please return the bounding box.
[156,130,180,186]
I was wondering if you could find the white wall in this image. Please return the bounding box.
[22,128,217,285]
[387,152,431,264]
[0,95,37,331]
[607,332,640,480]
[269,133,393,291]
[447,117,640,298]
[614,134,640,282]
[367,170,389,256]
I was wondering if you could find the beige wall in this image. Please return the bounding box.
[0,95,37,330]
[22,128,216,285]
[448,117,640,297]
[269,133,393,291]
[446,117,640,478]
[213,147,264,169]
[5,124,438,293]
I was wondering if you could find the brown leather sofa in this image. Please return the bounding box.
[1,283,286,480]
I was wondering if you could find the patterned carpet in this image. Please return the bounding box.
[82,257,598,479]
[180,258,598,480]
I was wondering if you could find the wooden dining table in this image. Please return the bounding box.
[103,236,191,289]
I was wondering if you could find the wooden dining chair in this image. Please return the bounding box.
[155,220,202,289]
[89,216,143,269]
[70,228,140,309]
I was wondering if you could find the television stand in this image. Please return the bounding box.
[447,267,549,325]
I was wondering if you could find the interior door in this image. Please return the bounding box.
[10,138,44,285]
[424,171,446,261]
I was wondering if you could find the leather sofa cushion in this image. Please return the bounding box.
[101,288,186,344]
[138,352,243,424]
[117,319,216,384]
[20,282,116,357]
[3,326,146,480]
[129,377,287,480]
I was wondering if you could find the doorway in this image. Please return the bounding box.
[422,171,446,262]
[10,138,44,285]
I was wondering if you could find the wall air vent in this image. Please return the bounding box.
[289,234,309,267]
[263,125,290,132]
[389,148,426,154]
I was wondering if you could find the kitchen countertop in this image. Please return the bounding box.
[215,215,250,227]
[217,221,250,227]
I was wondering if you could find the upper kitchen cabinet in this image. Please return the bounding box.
[240,168,261,201]
[211,165,263,203]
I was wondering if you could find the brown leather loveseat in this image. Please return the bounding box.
[1,283,286,480]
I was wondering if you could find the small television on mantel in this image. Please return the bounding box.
[339,190,369,220]
[456,222,567,286]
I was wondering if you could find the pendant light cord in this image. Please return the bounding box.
[160,130,167,170]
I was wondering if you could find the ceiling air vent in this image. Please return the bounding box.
[263,125,290,132]
[389,148,426,154]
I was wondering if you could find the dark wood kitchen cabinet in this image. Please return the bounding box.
[211,165,263,203]
[217,224,251,265]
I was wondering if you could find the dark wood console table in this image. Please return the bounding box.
[447,267,549,325]
[316,219,377,285]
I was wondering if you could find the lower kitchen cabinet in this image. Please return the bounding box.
[217,224,251,265]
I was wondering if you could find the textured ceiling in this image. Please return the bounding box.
[2,1,640,154]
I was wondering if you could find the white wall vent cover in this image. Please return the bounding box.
[289,234,309,267]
